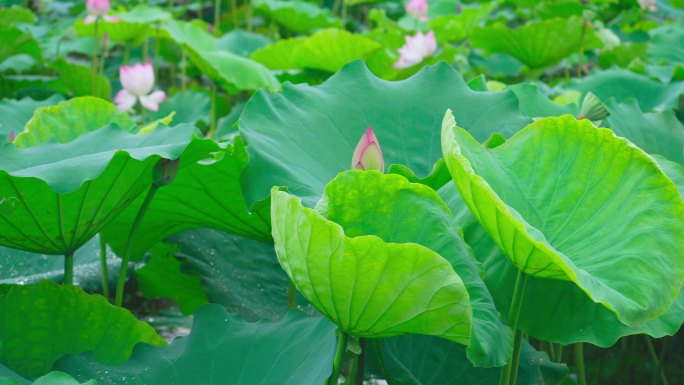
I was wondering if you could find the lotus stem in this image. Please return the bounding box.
[246,2,253,32]
[114,184,160,307]
[554,343,564,363]
[341,0,347,29]
[327,330,349,385]
[349,339,365,385]
[124,43,130,65]
[230,0,238,29]
[575,343,587,385]
[577,19,588,77]
[499,269,528,385]
[208,85,218,138]
[99,235,110,299]
[91,18,100,96]
[644,336,670,385]
[214,0,221,35]
[287,279,297,309]
[181,49,187,90]
[63,251,74,285]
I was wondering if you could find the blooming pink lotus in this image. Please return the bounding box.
[638,0,657,11]
[405,0,428,22]
[84,0,120,24]
[352,126,384,172]
[115,63,166,112]
[393,30,437,69]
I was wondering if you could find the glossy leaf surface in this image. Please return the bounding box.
[442,111,684,327]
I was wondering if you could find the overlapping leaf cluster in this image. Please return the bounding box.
[0,0,683,384]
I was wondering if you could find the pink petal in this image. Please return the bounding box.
[351,126,384,172]
[139,90,166,112]
[84,15,97,24]
[115,89,137,112]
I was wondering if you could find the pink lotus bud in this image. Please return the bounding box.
[87,0,110,16]
[393,30,437,69]
[114,62,166,112]
[405,0,428,21]
[351,126,384,172]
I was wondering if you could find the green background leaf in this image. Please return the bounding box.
[167,229,289,321]
[56,305,336,385]
[239,61,530,207]
[14,97,134,148]
[0,281,164,378]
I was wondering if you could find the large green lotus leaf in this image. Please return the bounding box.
[166,228,289,321]
[250,37,306,71]
[648,23,684,66]
[216,30,272,57]
[317,171,510,366]
[0,6,35,25]
[428,3,495,43]
[508,86,684,165]
[14,96,134,148]
[148,90,210,127]
[187,49,280,92]
[0,95,63,139]
[271,184,473,344]
[441,111,684,327]
[598,42,648,69]
[566,68,684,111]
[0,362,28,385]
[470,16,602,69]
[162,20,279,92]
[50,59,111,100]
[254,0,340,32]
[376,335,568,385]
[56,305,336,385]
[161,19,216,51]
[508,83,577,118]
[116,5,172,23]
[0,280,164,378]
[0,369,96,385]
[239,61,530,207]
[0,25,41,64]
[439,181,684,346]
[135,243,208,315]
[606,99,684,165]
[73,19,149,43]
[292,29,382,73]
[0,235,119,291]
[0,124,217,254]
[102,138,270,260]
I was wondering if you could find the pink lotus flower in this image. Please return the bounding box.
[85,0,120,25]
[405,0,428,22]
[352,126,384,172]
[115,63,166,112]
[393,30,437,69]
[638,0,657,11]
